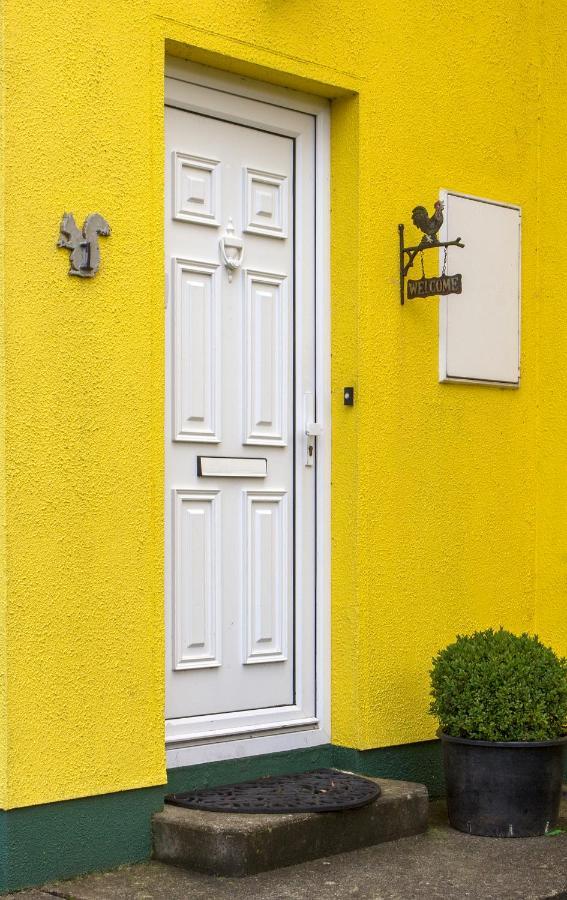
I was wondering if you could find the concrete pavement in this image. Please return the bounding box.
[5,796,567,900]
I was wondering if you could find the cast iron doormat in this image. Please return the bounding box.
[165,768,380,814]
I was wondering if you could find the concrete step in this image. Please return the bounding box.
[152,775,428,877]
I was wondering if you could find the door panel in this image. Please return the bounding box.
[173,258,220,442]
[244,269,288,445]
[165,82,317,742]
[244,491,288,664]
[173,489,221,670]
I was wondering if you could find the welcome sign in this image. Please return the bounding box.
[407,274,462,300]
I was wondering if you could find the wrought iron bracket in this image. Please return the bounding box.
[398,224,464,305]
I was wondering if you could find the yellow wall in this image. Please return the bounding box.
[0,0,561,808]
[0,0,7,805]
[536,2,567,654]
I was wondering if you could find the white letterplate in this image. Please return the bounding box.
[197,456,267,478]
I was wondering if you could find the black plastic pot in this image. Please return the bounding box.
[440,732,567,837]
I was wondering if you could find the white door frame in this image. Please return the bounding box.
[164,59,331,769]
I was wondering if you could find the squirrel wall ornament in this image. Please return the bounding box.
[57,212,111,277]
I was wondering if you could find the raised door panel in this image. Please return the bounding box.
[243,491,288,664]
[243,168,288,238]
[244,270,288,446]
[173,258,221,442]
[173,151,221,226]
[173,490,221,670]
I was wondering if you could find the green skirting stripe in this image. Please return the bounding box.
[331,741,445,798]
[166,744,335,794]
[165,740,445,799]
[0,785,164,893]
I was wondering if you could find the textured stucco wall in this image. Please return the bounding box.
[0,0,554,808]
[0,0,7,807]
[2,1,166,808]
[535,5,567,655]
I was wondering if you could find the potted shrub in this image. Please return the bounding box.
[430,628,567,837]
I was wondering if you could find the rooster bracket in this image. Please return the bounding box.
[398,223,464,306]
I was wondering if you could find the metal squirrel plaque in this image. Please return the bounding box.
[57,212,111,278]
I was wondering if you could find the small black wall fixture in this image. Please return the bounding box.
[398,201,464,305]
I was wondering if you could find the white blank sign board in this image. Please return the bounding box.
[439,191,521,386]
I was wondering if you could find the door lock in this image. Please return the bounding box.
[304,393,322,467]
[305,421,322,467]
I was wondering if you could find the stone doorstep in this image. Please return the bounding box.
[152,776,429,877]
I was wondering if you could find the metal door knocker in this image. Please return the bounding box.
[219,217,244,282]
[57,212,111,278]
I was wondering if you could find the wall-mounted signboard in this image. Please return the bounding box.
[439,191,521,386]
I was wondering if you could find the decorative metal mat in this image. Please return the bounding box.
[165,768,380,814]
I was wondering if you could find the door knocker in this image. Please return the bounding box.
[219,218,244,283]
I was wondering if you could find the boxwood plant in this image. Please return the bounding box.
[430,628,567,742]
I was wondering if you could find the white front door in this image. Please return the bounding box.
[164,70,327,749]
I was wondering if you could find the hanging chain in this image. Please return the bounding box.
[419,245,448,281]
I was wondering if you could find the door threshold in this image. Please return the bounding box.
[166,723,330,769]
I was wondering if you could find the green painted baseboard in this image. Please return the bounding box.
[165,739,445,799]
[166,744,335,794]
[0,786,164,892]
[331,741,445,799]
[1,740,564,892]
